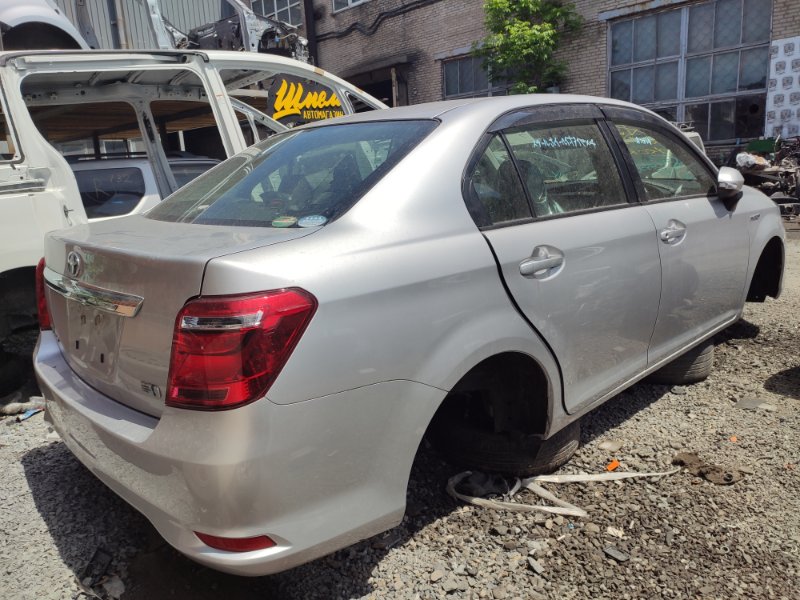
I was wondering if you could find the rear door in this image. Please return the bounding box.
[604,107,749,364]
[468,106,662,414]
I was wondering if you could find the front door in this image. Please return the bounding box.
[610,119,750,363]
[467,113,661,414]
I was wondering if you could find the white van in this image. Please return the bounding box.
[0,49,385,352]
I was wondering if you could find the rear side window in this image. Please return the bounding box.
[73,167,146,218]
[614,123,716,200]
[467,135,532,227]
[148,120,437,227]
[503,122,628,216]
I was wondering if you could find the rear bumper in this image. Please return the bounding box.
[34,330,442,575]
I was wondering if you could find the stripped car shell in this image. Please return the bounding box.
[34,95,785,575]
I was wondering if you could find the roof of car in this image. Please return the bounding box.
[304,94,657,127]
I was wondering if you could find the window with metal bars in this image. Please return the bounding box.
[608,0,772,144]
[252,0,302,26]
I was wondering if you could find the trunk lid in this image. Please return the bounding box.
[43,216,315,417]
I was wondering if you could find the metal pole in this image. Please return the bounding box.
[113,0,129,48]
[391,67,399,108]
[302,0,318,63]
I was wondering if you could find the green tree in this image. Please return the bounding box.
[475,0,582,94]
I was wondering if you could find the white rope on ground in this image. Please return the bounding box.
[446,468,681,518]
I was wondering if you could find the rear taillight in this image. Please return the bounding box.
[35,258,51,331]
[166,288,317,410]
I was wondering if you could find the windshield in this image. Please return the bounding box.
[147,120,437,228]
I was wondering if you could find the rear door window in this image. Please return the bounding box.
[503,122,628,216]
[147,120,437,227]
[73,167,146,218]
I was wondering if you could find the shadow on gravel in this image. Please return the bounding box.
[1,329,40,400]
[578,318,760,446]
[578,319,761,446]
[713,318,761,343]
[764,365,800,400]
[22,437,459,599]
[579,382,671,446]
[21,441,152,582]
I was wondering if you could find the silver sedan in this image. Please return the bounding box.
[34,95,784,575]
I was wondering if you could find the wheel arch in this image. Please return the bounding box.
[1,22,84,50]
[420,350,585,477]
[429,351,553,437]
[746,235,784,302]
[410,305,565,441]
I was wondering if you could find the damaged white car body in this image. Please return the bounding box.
[0,49,384,348]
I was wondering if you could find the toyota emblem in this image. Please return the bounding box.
[66,251,83,278]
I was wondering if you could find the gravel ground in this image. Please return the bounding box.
[1,238,798,600]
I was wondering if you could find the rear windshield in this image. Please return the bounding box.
[74,167,146,219]
[146,120,437,228]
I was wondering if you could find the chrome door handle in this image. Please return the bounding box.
[519,246,564,278]
[659,221,686,243]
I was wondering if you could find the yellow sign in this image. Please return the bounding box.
[272,79,345,121]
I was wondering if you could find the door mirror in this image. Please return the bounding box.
[717,166,744,200]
